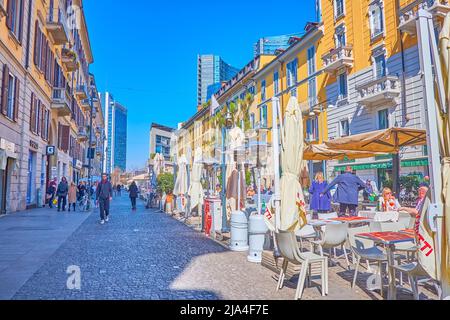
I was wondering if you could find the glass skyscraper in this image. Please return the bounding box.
[197,55,239,105]
[102,92,127,173]
[253,33,304,57]
[113,103,127,171]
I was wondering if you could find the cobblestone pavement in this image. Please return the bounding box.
[10,196,438,300]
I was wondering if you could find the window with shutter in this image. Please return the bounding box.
[30,93,35,132]
[6,0,24,42]
[58,123,62,149]
[13,77,20,121]
[61,125,70,152]
[36,100,41,134]
[40,105,45,139]
[34,21,40,67]
[1,64,9,116]
[46,109,50,141]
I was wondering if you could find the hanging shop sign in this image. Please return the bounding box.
[46,145,56,156]
[29,140,39,150]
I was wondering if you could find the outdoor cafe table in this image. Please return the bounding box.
[355,231,415,300]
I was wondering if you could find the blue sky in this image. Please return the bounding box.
[84,0,317,170]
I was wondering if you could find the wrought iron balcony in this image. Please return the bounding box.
[80,98,90,112]
[51,87,72,117]
[356,75,401,107]
[61,48,78,72]
[75,84,88,100]
[45,7,70,45]
[77,127,88,142]
[399,0,450,35]
[321,45,354,74]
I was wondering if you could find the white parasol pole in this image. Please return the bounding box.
[272,97,281,232]
[416,9,444,284]
[257,168,262,215]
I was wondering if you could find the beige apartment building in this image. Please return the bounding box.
[0,0,101,214]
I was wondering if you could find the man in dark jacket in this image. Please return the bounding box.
[56,177,69,212]
[96,173,113,224]
[321,166,366,217]
[128,181,139,210]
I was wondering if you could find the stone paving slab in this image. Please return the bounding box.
[0,206,91,299]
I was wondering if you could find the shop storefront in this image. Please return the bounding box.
[0,138,18,214]
[333,157,429,189]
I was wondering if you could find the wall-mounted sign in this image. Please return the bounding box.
[46,146,56,156]
[29,140,39,150]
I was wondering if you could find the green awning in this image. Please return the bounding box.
[401,159,429,167]
[334,158,429,172]
[334,162,391,172]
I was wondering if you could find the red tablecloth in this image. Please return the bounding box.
[357,231,414,243]
[330,217,369,222]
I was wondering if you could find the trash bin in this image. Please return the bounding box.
[247,213,269,263]
[230,210,249,251]
[205,197,222,236]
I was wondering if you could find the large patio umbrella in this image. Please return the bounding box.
[438,13,450,297]
[279,97,307,232]
[324,127,427,195]
[303,143,384,160]
[188,148,204,213]
[324,127,427,153]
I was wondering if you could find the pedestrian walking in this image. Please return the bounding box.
[46,178,57,208]
[321,166,366,217]
[77,181,86,201]
[128,181,139,210]
[56,177,69,212]
[96,173,113,224]
[68,182,77,212]
[117,184,122,196]
[309,171,331,219]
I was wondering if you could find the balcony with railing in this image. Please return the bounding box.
[46,7,70,45]
[399,0,450,35]
[61,48,78,72]
[321,45,354,74]
[96,145,103,157]
[0,0,6,19]
[356,75,401,107]
[77,127,88,142]
[95,126,102,136]
[75,84,88,100]
[51,87,72,117]
[80,98,90,112]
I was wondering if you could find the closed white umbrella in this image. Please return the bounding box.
[188,148,204,213]
[153,153,165,176]
[174,155,188,213]
[279,97,307,231]
[438,12,450,297]
[174,155,188,196]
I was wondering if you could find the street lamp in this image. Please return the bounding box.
[221,110,233,233]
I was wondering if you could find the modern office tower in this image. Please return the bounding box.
[197,55,239,105]
[102,92,127,173]
[253,33,304,57]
